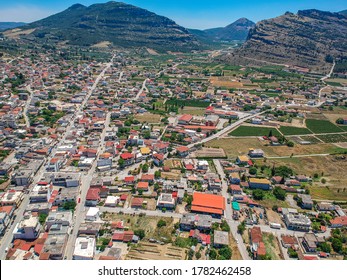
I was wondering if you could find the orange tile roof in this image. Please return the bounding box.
[137,182,149,189]
[192,192,225,211]
[191,205,223,215]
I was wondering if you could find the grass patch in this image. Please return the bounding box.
[279,126,312,135]
[309,186,347,201]
[229,126,281,137]
[306,119,344,133]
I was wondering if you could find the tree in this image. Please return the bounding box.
[237,221,246,234]
[63,201,76,211]
[321,178,327,184]
[274,166,294,178]
[268,130,273,137]
[219,247,232,260]
[288,247,298,258]
[209,249,217,260]
[318,242,331,253]
[273,187,286,200]
[154,170,161,179]
[253,189,265,200]
[142,164,149,173]
[220,220,230,232]
[332,238,343,253]
[39,213,48,225]
[134,229,145,240]
[195,251,201,260]
[118,158,125,168]
[287,141,295,147]
[336,118,344,125]
[157,219,167,228]
[249,167,257,175]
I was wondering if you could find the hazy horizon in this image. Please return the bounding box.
[0,0,345,29]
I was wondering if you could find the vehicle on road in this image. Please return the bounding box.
[270,222,281,229]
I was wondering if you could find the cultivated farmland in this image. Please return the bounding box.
[306,119,344,133]
[279,126,312,135]
[229,126,281,137]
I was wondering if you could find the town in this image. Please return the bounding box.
[0,44,347,261]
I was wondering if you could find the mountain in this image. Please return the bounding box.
[188,18,255,43]
[221,10,347,70]
[3,1,201,52]
[339,10,347,16]
[0,22,26,30]
[204,18,255,41]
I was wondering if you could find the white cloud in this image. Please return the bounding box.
[0,5,56,23]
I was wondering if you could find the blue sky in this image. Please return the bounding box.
[0,1,346,29]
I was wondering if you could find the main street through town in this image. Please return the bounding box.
[0,54,115,259]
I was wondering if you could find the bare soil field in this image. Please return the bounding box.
[92,41,112,48]
[161,170,182,180]
[164,159,182,169]
[209,77,244,88]
[207,138,337,158]
[323,113,347,124]
[4,28,36,38]
[102,213,176,241]
[126,242,187,260]
[135,113,161,123]
[193,147,226,158]
[255,156,347,197]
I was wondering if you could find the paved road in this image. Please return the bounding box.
[213,159,251,260]
[187,111,266,149]
[99,207,183,219]
[23,85,34,128]
[0,55,115,260]
[135,79,148,100]
[65,108,113,259]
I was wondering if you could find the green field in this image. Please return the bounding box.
[279,126,312,135]
[306,119,344,133]
[316,134,347,143]
[229,126,281,137]
[166,98,210,108]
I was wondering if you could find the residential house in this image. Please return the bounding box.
[156,193,176,209]
[249,178,271,190]
[248,149,264,158]
[13,214,41,240]
[176,146,189,157]
[119,153,134,166]
[213,230,229,248]
[85,188,100,207]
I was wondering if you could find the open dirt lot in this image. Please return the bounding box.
[126,242,187,260]
[209,77,244,88]
[164,159,182,169]
[193,147,226,158]
[255,156,347,198]
[135,113,161,123]
[102,213,177,241]
[161,170,182,180]
[207,138,337,158]
[263,233,283,260]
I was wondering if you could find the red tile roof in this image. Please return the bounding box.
[179,114,193,122]
[86,188,100,200]
[120,153,134,160]
[141,174,154,181]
